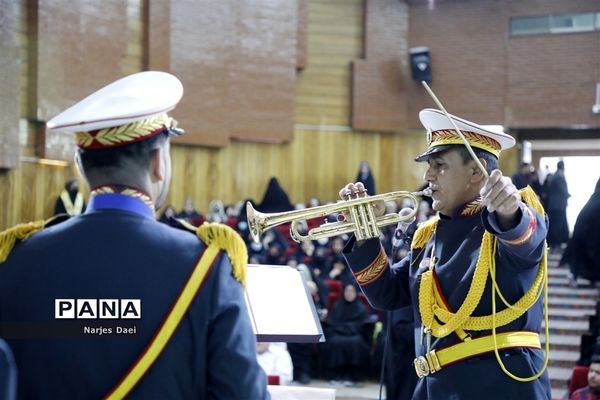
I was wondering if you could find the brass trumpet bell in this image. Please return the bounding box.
[246,188,431,243]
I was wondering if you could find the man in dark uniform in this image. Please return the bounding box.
[0,72,269,399]
[340,108,551,399]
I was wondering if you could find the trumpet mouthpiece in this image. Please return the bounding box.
[420,188,433,197]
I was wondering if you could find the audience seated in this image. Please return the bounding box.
[172,190,403,385]
[176,197,205,226]
[158,204,178,227]
[570,359,600,400]
[325,256,353,283]
[570,366,591,399]
[206,199,227,223]
[256,342,294,386]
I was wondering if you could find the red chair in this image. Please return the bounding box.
[324,279,342,296]
[569,366,589,397]
[326,292,341,313]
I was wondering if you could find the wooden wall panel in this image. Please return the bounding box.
[351,0,410,132]
[295,0,364,126]
[0,0,21,168]
[158,128,429,220]
[0,162,74,230]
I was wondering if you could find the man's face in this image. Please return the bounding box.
[424,148,480,216]
[589,363,600,390]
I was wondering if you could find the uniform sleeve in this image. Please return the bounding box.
[483,202,547,264]
[343,237,412,310]
[207,253,270,400]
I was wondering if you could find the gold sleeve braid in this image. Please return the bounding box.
[353,248,388,285]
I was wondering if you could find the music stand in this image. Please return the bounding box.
[245,264,325,343]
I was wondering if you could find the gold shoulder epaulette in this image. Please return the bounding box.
[196,222,248,287]
[411,216,440,250]
[0,214,71,263]
[0,220,45,263]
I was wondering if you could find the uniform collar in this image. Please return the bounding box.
[440,196,485,220]
[86,185,155,219]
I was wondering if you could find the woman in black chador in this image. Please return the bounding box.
[257,177,294,213]
[355,161,376,195]
[325,283,370,386]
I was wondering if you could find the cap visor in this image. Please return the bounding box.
[414,145,454,162]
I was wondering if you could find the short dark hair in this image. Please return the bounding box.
[455,145,498,174]
[78,131,169,184]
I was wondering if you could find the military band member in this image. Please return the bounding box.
[340,109,551,399]
[0,72,269,399]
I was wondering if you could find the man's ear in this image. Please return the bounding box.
[73,152,89,188]
[150,148,164,183]
[470,158,488,182]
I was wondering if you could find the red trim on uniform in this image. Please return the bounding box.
[502,207,536,246]
[432,269,453,312]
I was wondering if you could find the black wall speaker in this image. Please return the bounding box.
[409,47,432,83]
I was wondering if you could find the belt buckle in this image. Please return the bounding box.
[414,356,430,378]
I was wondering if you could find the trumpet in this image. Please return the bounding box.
[246,188,432,243]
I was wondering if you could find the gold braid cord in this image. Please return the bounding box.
[416,186,547,339]
[419,231,495,338]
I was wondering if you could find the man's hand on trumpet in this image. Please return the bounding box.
[338,182,386,218]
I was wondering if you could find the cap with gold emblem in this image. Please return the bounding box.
[415,108,515,162]
[46,71,184,149]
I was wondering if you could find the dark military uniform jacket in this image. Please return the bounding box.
[344,195,551,400]
[0,192,269,400]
